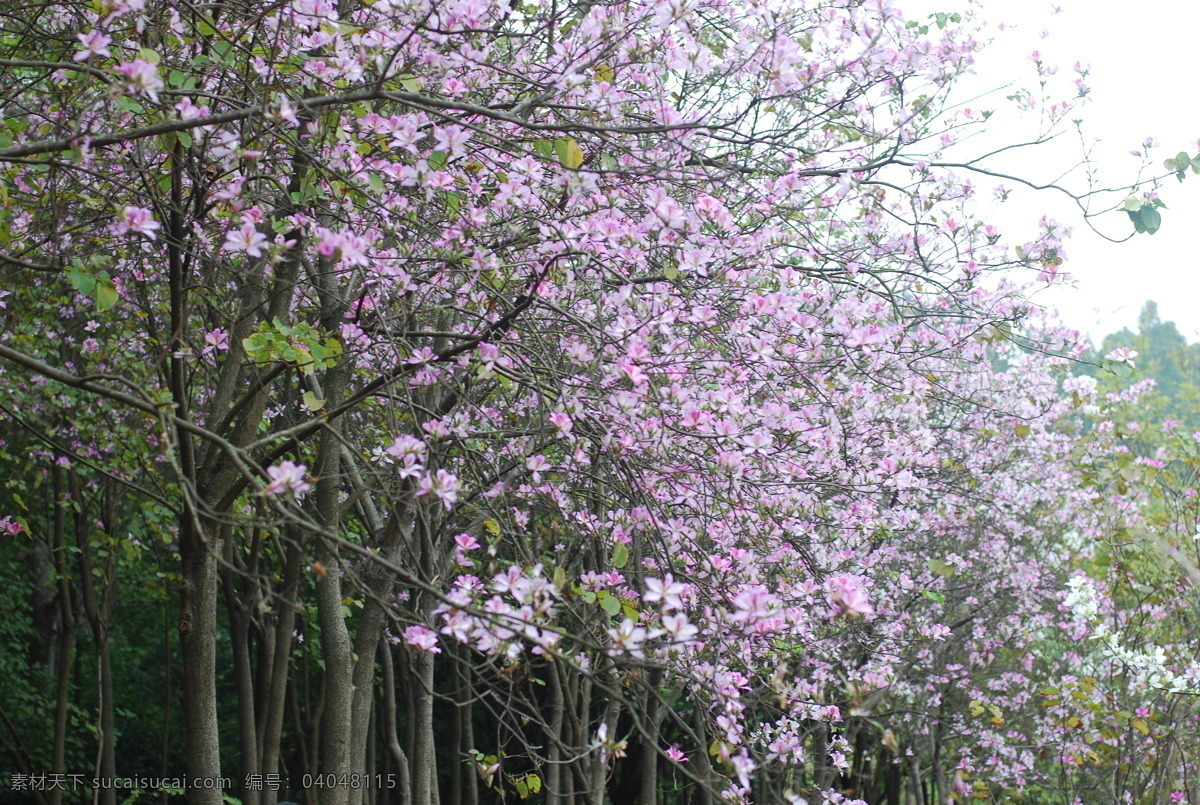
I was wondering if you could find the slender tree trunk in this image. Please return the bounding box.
[545,660,565,803]
[179,513,225,805]
[590,690,621,804]
[908,755,925,805]
[637,670,663,805]
[261,538,303,802]
[223,548,260,805]
[885,759,900,804]
[449,656,462,805]
[379,641,412,805]
[312,348,356,805]
[160,580,173,805]
[72,474,116,805]
[50,468,74,805]
[691,706,713,805]
[410,651,438,805]
[460,659,477,805]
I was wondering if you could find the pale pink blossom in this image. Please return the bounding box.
[73,31,112,62]
[414,469,460,510]
[116,59,164,101]
[644,574,686,611]
[825,575,874,619]
[262,461,311,499]
[110,206,161,240]
[403,625,442,654]
[223,223,269,258]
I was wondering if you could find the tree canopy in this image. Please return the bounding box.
[1,1,1198,804]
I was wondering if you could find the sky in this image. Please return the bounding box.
[903,0,1200,345]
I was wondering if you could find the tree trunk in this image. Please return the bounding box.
[409,651,438,805]
[637,670,663,805]
[179,512,225,805]
[379,641,412,805]
[49,468,75,805]
[545,660,565,803]
[72,473,116,805]
[261,538,303,802]
[223,545,260,805]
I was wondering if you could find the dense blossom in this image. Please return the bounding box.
[0,0,1185,801]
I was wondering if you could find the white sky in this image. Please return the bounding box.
[901,0,1200,345]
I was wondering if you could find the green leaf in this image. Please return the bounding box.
[1120,196,1144,212]
[1014,424,1030,438]
[94,276,118,312]
[1139,205,1162,234]
[302,391,325,411]
[1103,358,1135,378]
[599,591,621,616]
[554,137,584,170]
[612,542,629,568]
[929,558,954,578]
[68,265,96,295]
[395,75,422,92]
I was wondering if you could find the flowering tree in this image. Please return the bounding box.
[0,0,1183,803]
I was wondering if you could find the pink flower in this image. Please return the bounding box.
[548,411,573,437]
[660,613,698,643]
[665,746,688,763]
[414,469,460,510]
[116,59,164,101]
[525,454,551,483]
[202,329,230,356]
[644,574,686,611]
[432,125,471,158]
[174,97,210,121]
[262,461,311,499]
[315,228,370,266]
[455,533,481,551]
[223,223,269,258]
[826,575,874,619]
[0,517,23,536]
[386,434,427,459]
[403,625,442,654]
[110,206,160,240]
[1104,347,1138,367]
[73,31,112,62]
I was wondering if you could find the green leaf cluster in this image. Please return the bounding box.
[242,318,343,374]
